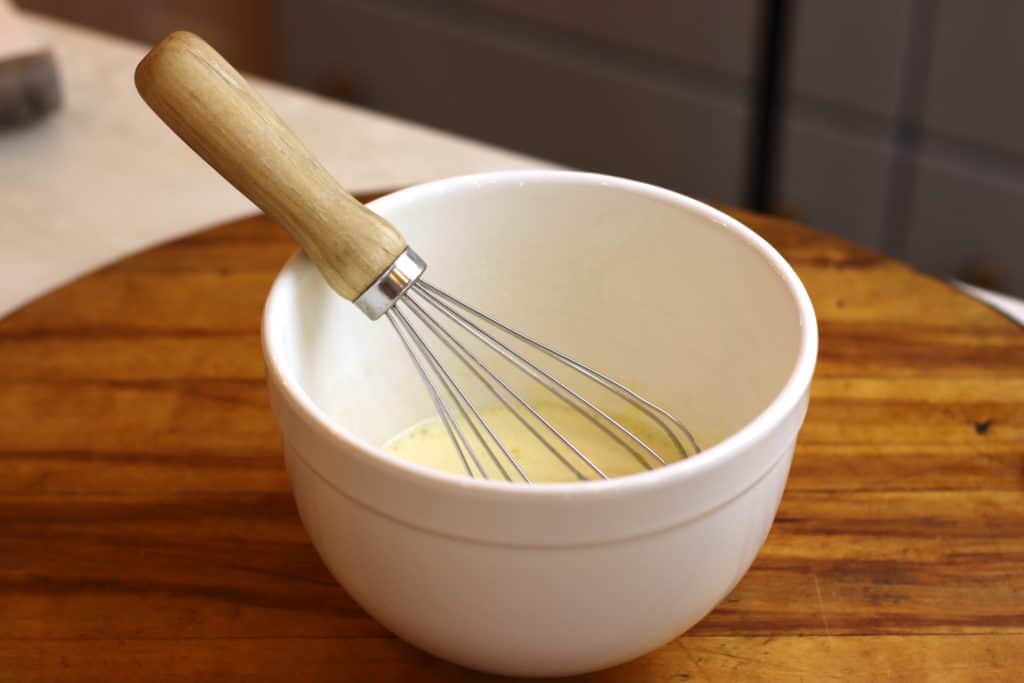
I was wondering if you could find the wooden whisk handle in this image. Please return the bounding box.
[135,31,407,300]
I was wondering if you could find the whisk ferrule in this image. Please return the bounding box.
[354,248,427,319]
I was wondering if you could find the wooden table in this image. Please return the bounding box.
[2,205,1022,681]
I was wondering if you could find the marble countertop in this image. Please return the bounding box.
[0,14,555,318]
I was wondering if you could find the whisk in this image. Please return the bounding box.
[135,32,699,482]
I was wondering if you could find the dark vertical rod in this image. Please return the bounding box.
[746,0,791,211]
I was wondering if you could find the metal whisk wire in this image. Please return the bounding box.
[386,280,701,482]
[135,33,702,486]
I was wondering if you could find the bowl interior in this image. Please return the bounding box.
[272,173,804,470]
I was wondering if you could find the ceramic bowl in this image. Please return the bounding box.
[262,170,817,676]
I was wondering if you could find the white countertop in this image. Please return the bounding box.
[0,14,555,318]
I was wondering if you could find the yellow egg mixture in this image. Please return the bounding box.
[384,402,693,482]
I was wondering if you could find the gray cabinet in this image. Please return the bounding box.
[778,115,895,248]
[787,0,913,119]
[905,0,1024,292]
[277,0,1023,295]
[905,146,1024,295]
[779,0,1023,295]
[278,0,758,204]
[922,0,1024,156]
[469,0,759,82]
[776,0,914,249]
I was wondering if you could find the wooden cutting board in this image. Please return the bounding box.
[1,204,1023,681]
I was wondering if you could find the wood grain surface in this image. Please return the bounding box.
[1,204,1022,682]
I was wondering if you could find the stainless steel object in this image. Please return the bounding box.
[381,278,700,481]
[136,30,700,483]
[353,248,426,319]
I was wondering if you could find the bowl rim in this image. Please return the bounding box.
[262,169,818,500]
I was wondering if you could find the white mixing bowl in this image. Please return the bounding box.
[262,170,817,676]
